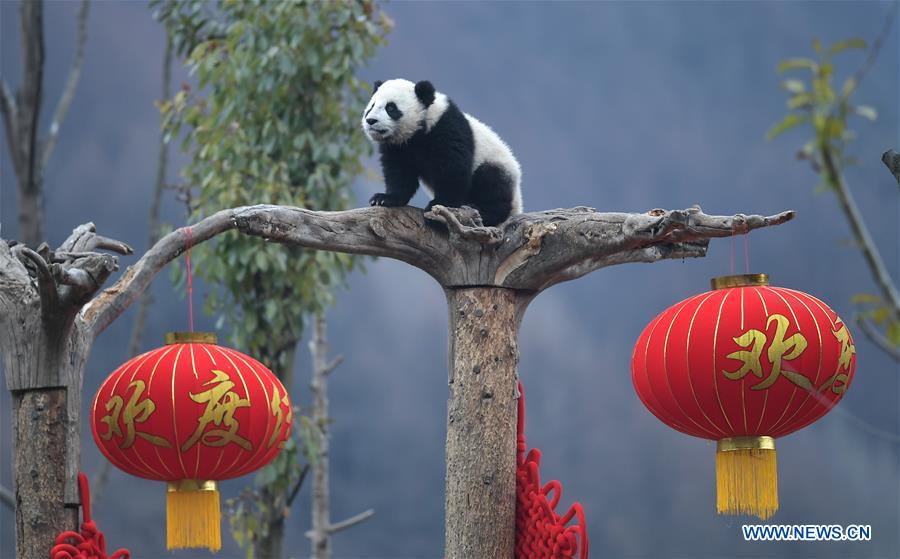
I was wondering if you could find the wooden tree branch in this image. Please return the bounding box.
[326,509,375,535]
[305,509,375,539]
[2,202,791,558]
[40,0,89,171]
[78,204,793,338]
[232,204,793,291]
[82,209,236,335]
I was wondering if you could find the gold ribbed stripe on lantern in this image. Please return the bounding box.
[166,480,221,551]
[715,437,778,520]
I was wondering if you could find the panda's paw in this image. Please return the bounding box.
[369,193,406,207]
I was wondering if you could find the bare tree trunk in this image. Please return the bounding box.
[13,0,45,248]
[13,389,78,559]
[310,314,332,559]
[306,313,372,558]
[444,287,519,559]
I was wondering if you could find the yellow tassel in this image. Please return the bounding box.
[166,480,221,551]
[716,436,778,521]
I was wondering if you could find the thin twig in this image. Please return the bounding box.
[323,355,344,376]
[303,509,375,538]
[124,35,173,360]
[286,464,310,508]
[855,314,900,362]
[847,2,898,95]
[40,0,89,171]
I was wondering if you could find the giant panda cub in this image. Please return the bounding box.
[362,79,522,226]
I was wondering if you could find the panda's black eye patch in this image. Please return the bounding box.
[385,102,403,120]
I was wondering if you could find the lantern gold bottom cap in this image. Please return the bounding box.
[717,436,776,452]
[167,479,217,492]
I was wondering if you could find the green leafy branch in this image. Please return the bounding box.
[769,20,900,362]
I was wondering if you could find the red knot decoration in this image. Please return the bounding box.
[515,381,589,559]
[50,472,130,559]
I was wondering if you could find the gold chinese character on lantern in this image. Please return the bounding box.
[182,369,252,451]
[723,313,810,391]
[100,380,172,449]
[817,318,856,395]
[268,384,292,449]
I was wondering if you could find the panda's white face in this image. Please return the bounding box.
[361,79,426,145]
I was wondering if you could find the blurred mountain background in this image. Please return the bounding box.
[1,1,897,558]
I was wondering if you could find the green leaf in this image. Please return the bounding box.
[887,321,900,347]
[854,105,877,121]
[851,293,882,304]
[840,77,857,98]
[767,113,808,141]
[812,38,822,54]
[829,38,867,55]
[781,79,805,93]
[778,58,817,74]
[787,93,813,109]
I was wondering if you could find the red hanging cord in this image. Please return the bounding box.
[185,227,194,332]
[730,232,735,275]
[50,473,130,559]
[744,232,751,273]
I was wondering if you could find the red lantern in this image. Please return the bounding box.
[631,274,856,520]
[91,332,293,551]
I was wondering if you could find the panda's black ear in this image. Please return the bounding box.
[373,80,383,93]
[415,80,435,107]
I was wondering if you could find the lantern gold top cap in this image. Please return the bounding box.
[710,273,769,291]
[164,331,217,345]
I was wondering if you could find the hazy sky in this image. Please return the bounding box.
[1,1,898,558]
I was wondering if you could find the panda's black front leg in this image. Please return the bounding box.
[426,169,471,212]
[371,145,419,207]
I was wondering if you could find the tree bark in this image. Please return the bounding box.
[13,388,78,559]
[444,287,519,559]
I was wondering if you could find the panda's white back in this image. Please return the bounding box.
[464,114,523,215]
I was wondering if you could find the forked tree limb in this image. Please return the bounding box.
[80,204,793,339]
[1,202,792,559]
[855,314,900,362]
